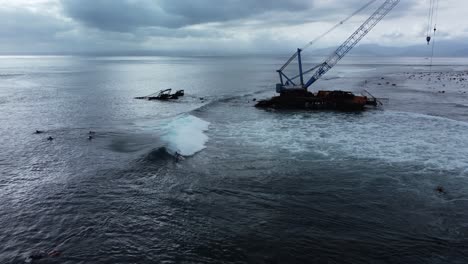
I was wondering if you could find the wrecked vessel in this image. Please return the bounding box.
[135,89,185,101]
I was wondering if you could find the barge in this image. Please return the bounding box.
[255,87,378,111]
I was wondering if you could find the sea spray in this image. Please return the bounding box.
[161,115,210,156]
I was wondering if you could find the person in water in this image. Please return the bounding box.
[28,250,60,261]
[175,152,183,162]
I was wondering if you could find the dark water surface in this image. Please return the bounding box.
[1,56,468,263]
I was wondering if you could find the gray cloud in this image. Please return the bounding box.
[0,7,73,53]
[60,0,420,34]
[61,0,316,32]
[0,0,466,55]
[158,0,312,25]
[61,0,184,31]
[0,8,69,41]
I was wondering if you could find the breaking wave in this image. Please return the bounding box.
[161,114,210,156]
[143,147,174,162]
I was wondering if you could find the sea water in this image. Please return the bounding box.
[1,55,468,263]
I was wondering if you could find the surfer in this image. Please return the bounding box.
[175,152,184,162]
[47,136,54,141]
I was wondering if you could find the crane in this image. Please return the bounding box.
[276,0,400,94]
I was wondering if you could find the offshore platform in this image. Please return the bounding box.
[256,0,400,111]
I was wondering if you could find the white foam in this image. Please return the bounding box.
[161,115,210,156]
[221,111,468,172]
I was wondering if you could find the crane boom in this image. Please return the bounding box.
[277,0,400,92]
[304,0,400,88]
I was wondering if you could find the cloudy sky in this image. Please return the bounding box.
[0,0,466,55]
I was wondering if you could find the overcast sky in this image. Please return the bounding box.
[0,0,465,55]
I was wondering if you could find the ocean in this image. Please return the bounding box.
[1,55,468,263]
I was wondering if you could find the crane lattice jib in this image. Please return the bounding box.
[304,0,400,88]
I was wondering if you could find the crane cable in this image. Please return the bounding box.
[280,0,378,71]
[426,0,434,44]
[302,0,378,51]
[428,0,440,72]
